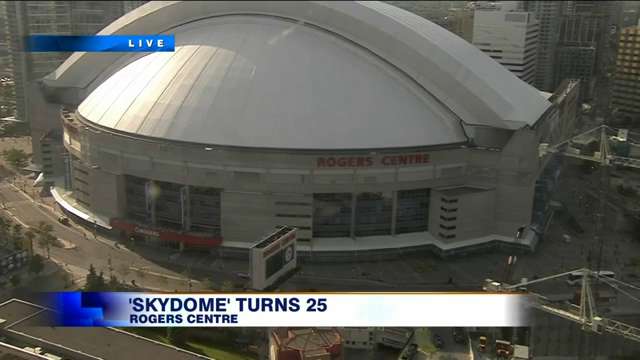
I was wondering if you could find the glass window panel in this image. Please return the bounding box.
[312,193,352,238]
[395,188,430,234]
[354,192,392,236]
[189,186,222,236]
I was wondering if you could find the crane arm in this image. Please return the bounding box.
[504,268,587,290]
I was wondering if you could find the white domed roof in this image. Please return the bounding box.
[55,1,552,150]
[78,15,468,149]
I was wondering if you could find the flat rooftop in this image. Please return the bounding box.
[0,342,50,360]
[0,299,207,360]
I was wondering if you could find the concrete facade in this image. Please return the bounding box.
[43,1,577,255]
[612,25,640,119]
[62,109,550,252]
[473,2,539,84]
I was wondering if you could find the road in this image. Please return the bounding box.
[2,169,639,358]
[3,168,639,297]
[0,181,203,291]
[1,180,464,293]
[428,327,470,360]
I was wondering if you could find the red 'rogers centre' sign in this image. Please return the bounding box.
[316,153,430,168]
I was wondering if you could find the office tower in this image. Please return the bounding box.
[123,1,147,13]
[555,14,603,99]
[561,1,621,103]
[611,25,640,120]
[473,1,539,84]
[524,1,564,91]
[447,5,475,42]
[0,2,9,76]
[4,1,132,171]
[5,2,126,122]
[387,1,465,27]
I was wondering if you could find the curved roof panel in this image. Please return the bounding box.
[48,1,551,132]
[78,16,468,149]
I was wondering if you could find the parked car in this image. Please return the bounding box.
[57,216,70,226]
[234,272,250,279]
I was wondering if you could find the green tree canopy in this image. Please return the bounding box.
[85,264,107,291]
[2,148,28,169]
[34,221,56,259]
[9,274,20,287]
[28,254,44,275]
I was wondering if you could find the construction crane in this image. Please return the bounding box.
[538,124,640,282]
[538,124,640,169]
[517,125,640,348]
[483,268,640,344]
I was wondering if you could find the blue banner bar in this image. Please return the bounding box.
[26,35,175,52]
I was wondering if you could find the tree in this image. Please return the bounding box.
[0,217,9,247]
[108,274,121,291]
[28,254,44,275]
[85,264,106,291]
[10,274,20,287]
[34,221,56,259]
[86,264,98,285]
[24,229,35,255]
[10,223,22,249]
[2,148,28,169]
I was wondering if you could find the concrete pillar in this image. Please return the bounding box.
[181,185,191,231]
[146,180,156,225]
[350,193,356,239]
[391,191,398,236]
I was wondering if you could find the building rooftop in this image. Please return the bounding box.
[47,1,551,150]
[77,14,467,150]
[0,299,207,360]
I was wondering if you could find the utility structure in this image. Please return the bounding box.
[539,125,640,275]
[483,268,640,343]
[491,125,640,356]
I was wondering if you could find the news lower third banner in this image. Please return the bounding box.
[25,35,175,52]
[48,292,532,327]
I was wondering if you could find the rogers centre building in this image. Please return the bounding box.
[40,1,576,257]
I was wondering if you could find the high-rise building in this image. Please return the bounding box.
[472,1,539,84]
[611,25,640,120]
[560,1,621,104]
[387,1,466,27]
[524,1,564,91]
[6,2,126,122]
[621,8,639,28]
[0,2,10,76]
[555,14,603,99]
[4,1,133,170]
[555,46,596,99]
[446,5,474,42]
[620,1,640,28]
[123,1,147,13]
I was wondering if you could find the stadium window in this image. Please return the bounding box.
[312,193,352,238]
[396,188,430,234]
[354,192,392,236]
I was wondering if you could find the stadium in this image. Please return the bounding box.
[41,1,577,257]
